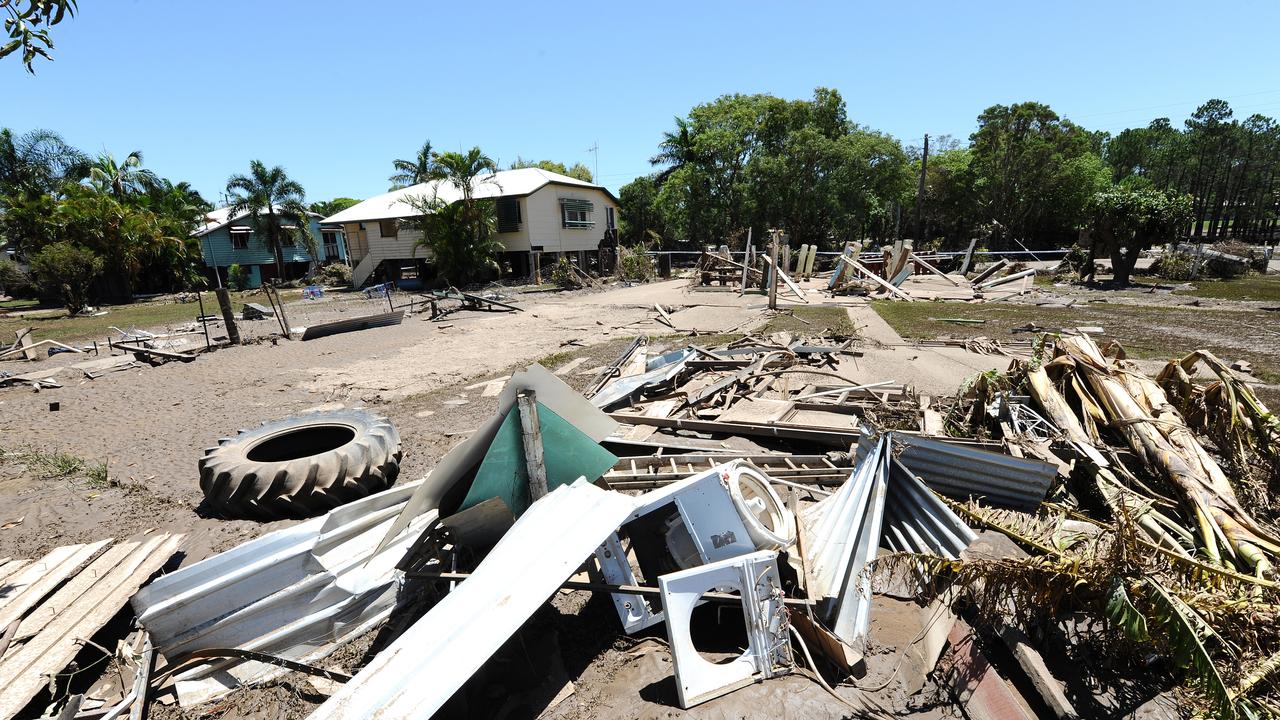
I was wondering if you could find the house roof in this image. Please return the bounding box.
[321,168,617,225]
[193,206,322,237]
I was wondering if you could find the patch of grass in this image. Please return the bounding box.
[870,299,1280,385]
[1168,274,1280,302]
[0,298,39,310]
[758,305,856,336]
[0,447,110,486]
[0,289,301,344]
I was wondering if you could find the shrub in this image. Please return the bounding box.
[617,245,656,282]
[318,263,353,287]
[227,263,251,290]
[27,242,103,313]
[0,258,34,297]
[549,257,580,288]
[1151,251,1195,280]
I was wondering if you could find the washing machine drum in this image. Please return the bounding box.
[724,464,796,550]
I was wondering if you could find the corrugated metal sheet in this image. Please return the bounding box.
[891,433,1055,511]
[309,481,638,720]
[132,482,435,707]
[883,458,976,559]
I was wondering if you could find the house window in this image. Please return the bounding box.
[560,198,594,229]
[230,230,250,250]
[379,220,399,238]
[496,198,522,233]
[322,231,341,261]
[606,206,616,230]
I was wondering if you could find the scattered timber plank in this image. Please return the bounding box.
[969,259,1009,285]
[608,412,857,448]
[299,310,404,341]
[0,541,110,624]
[0,339,84,361]
[113,342,198,362]
[910,253,962,286]
[761,256,808,302]
[850,260,914,301]
[0,366,65,388]
[622,399,679,442]
[976,268,1036,290]
[654,304,675,329]
[0,532,185,719]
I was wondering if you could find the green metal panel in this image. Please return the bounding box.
[460,401,618,517]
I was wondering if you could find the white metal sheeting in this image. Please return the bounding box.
[800,433,888,646]
[132,481,436,707]
[309,480,638,720]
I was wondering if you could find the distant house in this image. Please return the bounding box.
[194,207,347,289]
[322,168,620,287]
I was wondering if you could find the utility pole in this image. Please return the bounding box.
[586,141,599,183]
[913,134,928,242]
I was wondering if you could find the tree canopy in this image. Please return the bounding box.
[310,197,360,218]
[625,88,911,250]
[389,141,439,190]
[509,157,593,182]
[0,128,211,305]
[623,91,1278,253]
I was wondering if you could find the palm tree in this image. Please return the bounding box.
[432,147,498,203]
[649,117,699,183]
[225,160,310,280]
[407,147,501,283]
[89,150,157,198]
[388,140,439,190]
[0,127,89,199]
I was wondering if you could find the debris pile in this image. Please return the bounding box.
[4,325,1278,718]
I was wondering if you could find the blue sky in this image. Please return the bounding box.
[4,0,1279,205]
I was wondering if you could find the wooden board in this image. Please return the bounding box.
[0,532,184,720]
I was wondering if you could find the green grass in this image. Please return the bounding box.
[758,305,857,336]
[0,447,109,487]
[0,289,303,344]
[871,299,1280,385]
[1169,274,1280,302]
[0,298,38,310]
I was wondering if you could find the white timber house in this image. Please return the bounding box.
[323,168,621,287]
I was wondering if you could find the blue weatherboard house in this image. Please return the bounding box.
[193,206,348,289]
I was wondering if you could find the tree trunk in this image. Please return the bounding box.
[1110,244,1138,286]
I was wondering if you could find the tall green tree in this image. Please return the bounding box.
[642,88,911,249]
[389,140,439,190]
[0,127,88,199]
[89,150,157,198]
[225,160,310,280]
[618,174,667,245]
[968,101,1106,246]
[405,147,502,283]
